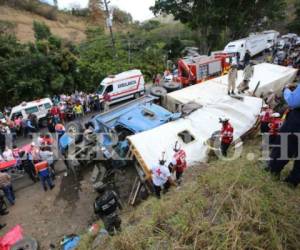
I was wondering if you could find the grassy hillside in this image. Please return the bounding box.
[80,135,300,249]
[0,5,88,43]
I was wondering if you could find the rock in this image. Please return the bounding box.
[92,229,109,249]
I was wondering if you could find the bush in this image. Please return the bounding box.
[0,20,16,35]
[33,21,51,40]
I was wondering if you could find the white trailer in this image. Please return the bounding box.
[262,30,280,49]
[224,33,270,61]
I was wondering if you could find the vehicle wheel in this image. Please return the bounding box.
[66,121,84,143]
[134,92,140,99]
[11,237,38,250]
[150,86,167,98]
[163,81,181,93]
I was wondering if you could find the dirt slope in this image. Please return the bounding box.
[0,5,88,43]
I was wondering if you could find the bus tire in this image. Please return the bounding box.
[150,86,167,98]
[163,81,181,93]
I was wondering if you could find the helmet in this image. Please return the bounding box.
[271,113,280,118]
[219,117,229,123]
[159,152,166,165]
[173,141,181,152]
[262,104,269,109]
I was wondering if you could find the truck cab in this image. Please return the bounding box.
[59,96,181,175]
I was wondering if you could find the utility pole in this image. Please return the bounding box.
[53,0,58,9]
[128,34,131,64]
[103,0,116,59]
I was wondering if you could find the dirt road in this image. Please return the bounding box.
[1,160,97,249]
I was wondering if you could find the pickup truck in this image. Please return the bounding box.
[59,95,181,181]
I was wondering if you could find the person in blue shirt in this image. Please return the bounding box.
[268,82,300,187]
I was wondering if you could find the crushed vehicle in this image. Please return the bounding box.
[58,95,181,188]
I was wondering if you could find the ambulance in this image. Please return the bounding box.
[9,98,53,126]
[97,69,145,104]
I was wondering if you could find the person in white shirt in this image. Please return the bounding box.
[151,155,175,198]
[2,147,14,161]
[39,147,55,178]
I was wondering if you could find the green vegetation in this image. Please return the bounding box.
[0,0,299,108]
[152,0,286,51]
[88,137,300,249]
[0,18,196,108]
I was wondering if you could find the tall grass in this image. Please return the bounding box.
[84,137,300,250]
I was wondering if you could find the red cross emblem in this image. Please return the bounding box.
[156,168,162,176]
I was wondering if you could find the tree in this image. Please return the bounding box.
[88,0,104,22]
[288,1,300,33]
[151,0,286,51]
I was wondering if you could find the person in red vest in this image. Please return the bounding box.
[50,104,61,124]
[220,118,234,157]
[260,104,273,133]
[169,142,187,183]
[268,113,282,145]
[35,161,54,192]
[55,123,65,140]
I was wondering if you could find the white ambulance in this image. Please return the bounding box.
[9,98,53,126]
[97,69,145,104]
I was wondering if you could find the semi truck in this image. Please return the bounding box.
[224,31,279,62]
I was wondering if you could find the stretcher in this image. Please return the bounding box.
[0,144,32,181]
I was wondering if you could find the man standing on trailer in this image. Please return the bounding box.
[228,64,238,95]
[238,63,254,94]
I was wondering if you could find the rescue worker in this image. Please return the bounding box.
[238,63,254,94]
[55,123,65,141]
[228,64,238,95]
[220,118,234,157]
[260,104,273,133]
[39,147,55,178]
[268,83,300,187]
[35,161,55,191]
[94,183,122,235]
[268,113,282,145]
[151,153,176,198]
[20,151,37,183]
[169,142,187,183]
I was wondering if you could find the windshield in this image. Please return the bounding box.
[25,106,39,114]
[97,85,106,95]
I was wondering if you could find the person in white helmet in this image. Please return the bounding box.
[151,153,176,198]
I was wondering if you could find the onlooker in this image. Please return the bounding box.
[0,172,15,205]
[2,147,14,161]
